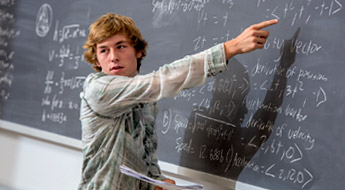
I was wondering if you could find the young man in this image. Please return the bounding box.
[79,13,278,190]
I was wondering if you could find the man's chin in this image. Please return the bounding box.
[108,70,123,76]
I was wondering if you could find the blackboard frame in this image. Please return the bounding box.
[0,120,81,149]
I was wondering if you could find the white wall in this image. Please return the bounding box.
[0,128,82,190]
[0,125,258,190]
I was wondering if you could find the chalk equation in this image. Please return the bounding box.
[32,3,89,126]
[153,0,343,189]
[41,69,85,124]
[258,0,342,25]
[0,1,19,106]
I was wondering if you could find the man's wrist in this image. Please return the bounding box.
[224,39,239,60]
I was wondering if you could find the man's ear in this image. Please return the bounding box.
[136,51,142,59]
[96,61,101,67]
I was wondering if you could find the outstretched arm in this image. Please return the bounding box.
[224,19,279,60]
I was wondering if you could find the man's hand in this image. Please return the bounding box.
[154,178,176,190]
[224,19,279,60]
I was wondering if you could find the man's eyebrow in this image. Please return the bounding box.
[115,40,129,46]
[97,40,129,49]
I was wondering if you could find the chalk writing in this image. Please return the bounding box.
[32,2,89,126]
[0,9,15,23]
[243,118,317,189]
[53,21,86,43]
[175,137,194,154]
[264,37,323,59]
[174,89,196,101]
[35,3,53,37]
[152,0,209,15]
[41,69,85,124]
[153,1,342,188]
[0,1,19,104]
[41,109,67,124]
[264,164,313,189]
[0,0,15,6]
[258,0,343,25]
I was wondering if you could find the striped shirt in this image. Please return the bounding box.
[78,44,227,190]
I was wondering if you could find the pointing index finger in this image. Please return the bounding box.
[252,19,279,30]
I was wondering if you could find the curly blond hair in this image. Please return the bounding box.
[83,13,147,72]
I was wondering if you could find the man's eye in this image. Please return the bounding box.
[117,45,126,49]
[100,49,107,53]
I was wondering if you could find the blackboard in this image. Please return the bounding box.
[1,0,344,189]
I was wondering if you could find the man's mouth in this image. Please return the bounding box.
[111,66,124,71]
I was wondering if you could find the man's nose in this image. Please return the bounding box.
[110,48,119,62]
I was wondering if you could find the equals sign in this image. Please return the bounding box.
[213,38,219,45]
[213,16,218,24]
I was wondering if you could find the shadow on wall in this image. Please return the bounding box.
[179,28,300,189]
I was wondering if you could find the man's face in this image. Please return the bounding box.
[96,34,142,77]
